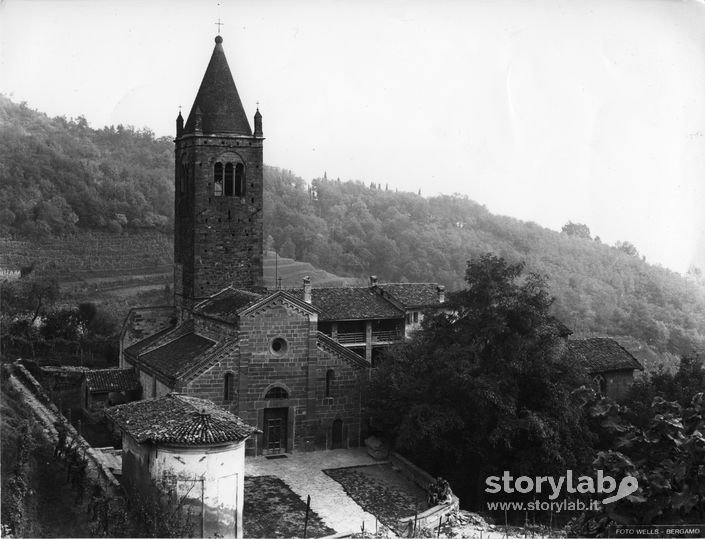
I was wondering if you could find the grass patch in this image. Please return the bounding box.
[244,475,335,538]
[323,464,428,534]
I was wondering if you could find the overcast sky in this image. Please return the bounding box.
[1,0,704,274]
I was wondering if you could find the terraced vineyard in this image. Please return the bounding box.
[0,232,360,318]
[263,253,360,289]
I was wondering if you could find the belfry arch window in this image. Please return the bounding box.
[224,163,234,196]
[214,162,224,196]
[214,161,244,197]
[235,163,245,197]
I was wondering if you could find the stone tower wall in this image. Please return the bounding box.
[174,134,264,311]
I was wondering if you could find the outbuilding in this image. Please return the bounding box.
[106,393,258,538]
[567,338,644,400]
[81,368,141,414]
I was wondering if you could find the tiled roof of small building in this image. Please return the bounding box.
[376,283,442,308]
[183,36,253,136]
[85,368,141,393]
[194,287,264,324]
[288,287,403,321]
[567,338,643,374]
[124,324,176,358]
[137,333,217,381]
[106,394,258,446]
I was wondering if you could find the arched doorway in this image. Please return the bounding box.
[331,419,343,449]
[263,407,288,455]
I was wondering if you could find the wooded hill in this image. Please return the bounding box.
[1,96,704,367]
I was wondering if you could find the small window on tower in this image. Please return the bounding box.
[224,163,234,196]
[214,162,224,196]
[235,163,245,197]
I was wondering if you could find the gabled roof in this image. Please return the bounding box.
[376,283,442,308]
[193,287,264,324]
[183,36,253,136]
[193,287,318,324]
[84,368,140,393]
[567,338,643,374]
[136,332,217,383]
[106,394,258,446]
[288,287,403,321]
[238,289,320,317]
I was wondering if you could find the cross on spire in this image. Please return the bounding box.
[215,18,224,34]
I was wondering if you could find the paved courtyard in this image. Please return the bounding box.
[245,448,391,535]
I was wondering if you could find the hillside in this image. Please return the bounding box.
[0,232,357,319]
[1,96,704,367]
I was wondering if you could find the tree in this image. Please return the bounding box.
[569,391,705,536]
[367,254,595,508]
[1,278,59,360]
[626,354,705,430]
[279,237,296,259]
[615,241,639,257]
[562,221,592,240]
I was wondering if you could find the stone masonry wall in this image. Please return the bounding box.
[174,134,264,311]
[193,314,237,341]
[236,297,365,455]
[183,340,241,415]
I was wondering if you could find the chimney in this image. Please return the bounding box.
[369,275,378,288]
[303,276,311,303]
[437,285,445,304]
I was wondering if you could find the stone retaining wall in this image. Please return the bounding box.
[391,451,460,534]
[6,362,121,497]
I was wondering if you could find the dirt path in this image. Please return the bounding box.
[7,374,99,537]
[30,445,95,537]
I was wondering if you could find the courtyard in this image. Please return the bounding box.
[244,448,429,536]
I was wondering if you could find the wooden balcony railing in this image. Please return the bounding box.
[335,331,402,345]
[336,332,365,344]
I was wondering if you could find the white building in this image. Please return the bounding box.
[106,393,258,538]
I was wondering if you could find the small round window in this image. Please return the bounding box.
[270,337,288,355]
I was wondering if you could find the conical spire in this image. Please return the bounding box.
[183,36,253,136]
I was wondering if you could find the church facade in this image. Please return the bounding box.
[119,35,445,456]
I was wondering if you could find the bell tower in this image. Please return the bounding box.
[174,35,264,315]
